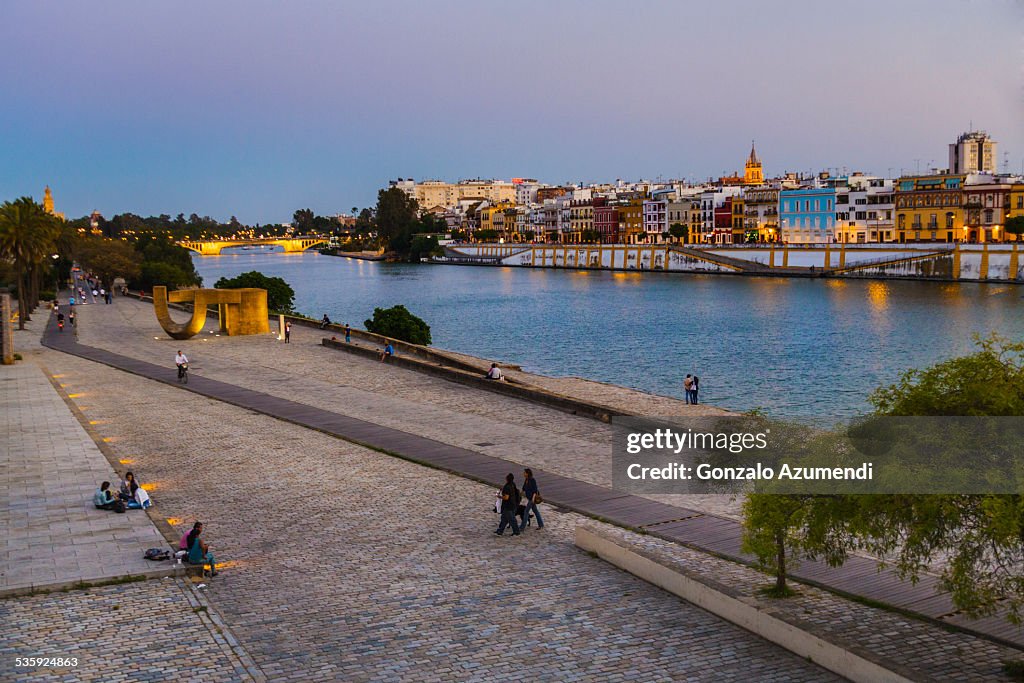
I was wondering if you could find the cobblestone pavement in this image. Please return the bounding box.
[74,298,744,521]
[37,346,839,682]
[593,524,1024,682]
[0,359,170,594]
[0,577,255,682]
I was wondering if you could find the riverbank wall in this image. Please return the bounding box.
[437,242,1023,283]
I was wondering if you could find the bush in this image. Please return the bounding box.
[364,305,431,346]
[214,271,295,313]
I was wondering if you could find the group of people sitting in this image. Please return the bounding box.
[93,471,152,512]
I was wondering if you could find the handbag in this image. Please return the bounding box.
[534,493,543,505]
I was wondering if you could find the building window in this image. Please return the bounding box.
[946,213,954,228]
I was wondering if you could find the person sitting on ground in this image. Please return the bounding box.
[319,314,331,329]
[379,340,395,362]
[119,471,139,502]
[485,363,504,381]
[186,522,218,576]
[93,482,120,511]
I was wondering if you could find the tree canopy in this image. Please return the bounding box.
[364,305,431,346]
[742,336,1024,620]
[214,271,295,313]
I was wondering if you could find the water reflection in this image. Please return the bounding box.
[194,252,1024,419]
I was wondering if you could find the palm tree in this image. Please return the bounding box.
[0,197,59,329]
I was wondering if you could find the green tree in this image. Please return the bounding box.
[375,187,419,249]
[1006,215,1024,242]
[74,235,142,291]
[364,305,431,345]
[292,209,315,234]
[473,229,499,242]
[669,222,688,243]
[0,197,61,328]
[214,270,295,313]
[137,262,199,290]
[580,229,601,244]
[742,336,1024,619]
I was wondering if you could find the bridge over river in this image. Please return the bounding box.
[179,236,327,256]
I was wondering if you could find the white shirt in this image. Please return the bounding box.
[175,353,188,365]
[487,367,503,380]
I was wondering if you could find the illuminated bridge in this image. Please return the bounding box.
[178,236,328,256]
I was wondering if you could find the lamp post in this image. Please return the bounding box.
[51,254,60,302]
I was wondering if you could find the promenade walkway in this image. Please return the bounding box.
[0,361,172,595]
[34,305,840,682]
[41,299,1024,652]
[1,320,264,682]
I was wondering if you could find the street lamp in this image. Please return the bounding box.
[51,254,60,302]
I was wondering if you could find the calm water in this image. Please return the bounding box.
[193,250,1024,419]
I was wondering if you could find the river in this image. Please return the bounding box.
[192,250,1024,419]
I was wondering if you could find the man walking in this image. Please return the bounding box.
[495,473,521,536]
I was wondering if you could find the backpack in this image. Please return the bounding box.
[144,548,170,561]
[113,500,126,513]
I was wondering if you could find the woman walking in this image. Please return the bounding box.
[519,468,544,531]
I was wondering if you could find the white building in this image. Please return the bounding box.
[949,131,997,175]
[834,175,895,243]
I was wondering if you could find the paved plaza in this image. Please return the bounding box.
[1,577,256,682]
[5,297,1023,681]
[0,361,171,594]
[5,304,841,682]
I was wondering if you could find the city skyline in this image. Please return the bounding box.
[1,0,1021,224]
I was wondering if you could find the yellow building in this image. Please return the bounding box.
[478,201,515,239]
[42,186,65,220]
[743,143,764,185]
[617,198,645,244]
[894,174,965,243]
[1007,183,1024,241]
[730,197,745,242]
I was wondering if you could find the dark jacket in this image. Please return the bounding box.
[522,477,539,503]
[500,482,519,511]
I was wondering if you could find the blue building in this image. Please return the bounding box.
[779,188,837,244]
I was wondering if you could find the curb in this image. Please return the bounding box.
[576,525,918,683]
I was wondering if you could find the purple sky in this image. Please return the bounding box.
[1,0,1021,224]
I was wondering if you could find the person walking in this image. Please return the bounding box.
[519,468,544,531]
[284,321,291,343]
[684,374,694,404]
[495,473,521,536]
[691,375,700,405]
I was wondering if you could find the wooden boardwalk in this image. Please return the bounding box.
[41,317,1024,650]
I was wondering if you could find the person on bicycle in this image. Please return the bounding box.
[57,311,65,331]
[175,350,189,379]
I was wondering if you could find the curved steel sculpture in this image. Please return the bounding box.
[153,286,270,340]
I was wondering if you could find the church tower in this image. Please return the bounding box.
[42,186,65,219]
[744,142,764,185]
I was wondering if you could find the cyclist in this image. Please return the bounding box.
[175,349,189,380]
[57,311,65,332]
